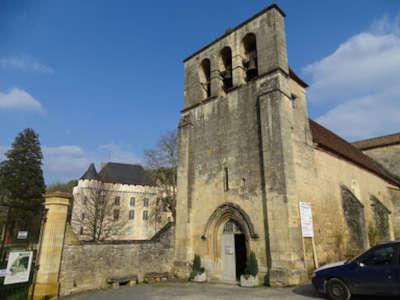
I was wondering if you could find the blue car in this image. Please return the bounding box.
[312,241,400,300]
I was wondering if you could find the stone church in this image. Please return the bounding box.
[174,4,400,287]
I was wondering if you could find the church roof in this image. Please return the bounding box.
[80,163,98,180]
[309,120,399,186]
[352,132,400,150]
[97,162,151,186]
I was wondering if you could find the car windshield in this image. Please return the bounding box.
[345,249,369,263]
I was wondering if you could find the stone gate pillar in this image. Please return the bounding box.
[33,192,70,300]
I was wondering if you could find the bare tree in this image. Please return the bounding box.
[144,130,178,219]
[72,181,123,241]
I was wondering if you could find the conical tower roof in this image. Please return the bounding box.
[80,163,98,180]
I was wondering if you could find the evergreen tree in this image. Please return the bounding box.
[0,128,45,209]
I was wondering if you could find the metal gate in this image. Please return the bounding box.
[0,204,46,300]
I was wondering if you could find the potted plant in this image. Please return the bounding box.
[189,254,206,282]
[240,251,258,287]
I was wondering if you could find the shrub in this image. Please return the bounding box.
[189,254,204,280]
[244,251,258,277]
[193,254,201,273]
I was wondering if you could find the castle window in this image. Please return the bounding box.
[199,58,211,99]
[220,47,233,91]
[143,210,148,221]
[83,196,88,205]
[242,33,258,81]
[130,197,135,206]
[113,209,120,221]
[129,210,135,220]
[114,196,120,206]
[81,213,85,220]
[80,227,83,235]
[143,198,149,207]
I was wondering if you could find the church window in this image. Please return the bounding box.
[341,186,367,253]
[129,210,135,220]
[143,198,149,207]
[130,197,135,206]
[290,94,297,109]
[114,196,120,206]
[143,210,148,220]
[199,59,211,99]
[242,33,258,81]
[113,209,120,221]
[220,47,233,91]
[371,196,390,243]
[224,167,229,191]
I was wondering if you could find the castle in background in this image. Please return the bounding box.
[72,162,172,241]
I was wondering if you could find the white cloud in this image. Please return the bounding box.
[43,145,88,173]
[98,143,140,164]
[42,144,141,184]
[303,15,400,141]
[1,143,141,184]
[0,88,44,112]
[0,56,53,74]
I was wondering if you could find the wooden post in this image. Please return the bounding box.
[311,237,319,268]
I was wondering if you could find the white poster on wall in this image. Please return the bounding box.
[17,231,28,240]
[4,251,33,285]
[299,202,314,237]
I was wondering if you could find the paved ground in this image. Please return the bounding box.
[61,282,396,300]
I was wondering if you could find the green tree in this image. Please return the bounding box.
[0,129,45,247]
[46,180,78,194]
[0,128,45,210]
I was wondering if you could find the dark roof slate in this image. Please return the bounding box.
[309,119,399,186]
[97,162,151,186]
[80,163,98,180]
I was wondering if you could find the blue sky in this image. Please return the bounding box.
[1,0,400,184]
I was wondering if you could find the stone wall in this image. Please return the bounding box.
[59,222,175,296]
[294,146,398,273]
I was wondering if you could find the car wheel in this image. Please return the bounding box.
[326,278,351,300]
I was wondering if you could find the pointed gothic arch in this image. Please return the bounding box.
[201,202,258,240]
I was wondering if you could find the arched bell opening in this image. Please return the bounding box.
[199,58,211,99]
[242,33,258,81]
[219,47,233,91]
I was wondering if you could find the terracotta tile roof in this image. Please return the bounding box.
[309,119,399,186]
[352,133,400,150]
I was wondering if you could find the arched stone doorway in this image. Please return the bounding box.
[201,203,257,283]
[221,220,247,283]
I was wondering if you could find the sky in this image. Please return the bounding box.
[1,0,400,184]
